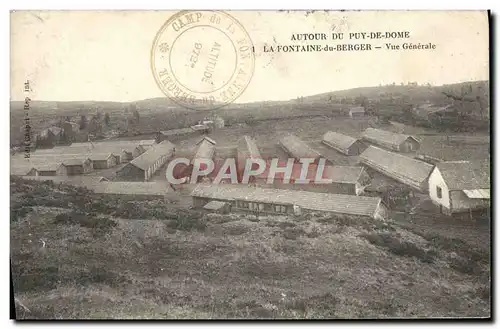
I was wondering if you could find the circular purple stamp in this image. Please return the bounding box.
[151,11,255,110]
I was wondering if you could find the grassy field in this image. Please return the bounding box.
[11,178,490,319]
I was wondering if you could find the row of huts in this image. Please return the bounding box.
[102,135,213,183]
[189,134,386,219]
[12,139,161,178]
[321,129,490,215]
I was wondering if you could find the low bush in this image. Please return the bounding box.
[223,223,249,236]
[78,266,126,287]
[449,257,484,276]
[166,212,207,232]
[361,233,436,263]
[474,285,490,302]
[265,221,296,229]
[407,230,490,274]
[423,234,489,264]
[54,211,117,235]
[316,213,381,230]
[10,206,32,222]
[12,265,60,293]
[284,292,340,318]
[282,227,306,240]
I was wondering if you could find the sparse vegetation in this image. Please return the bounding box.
[53,211,117,236]
[360,232,437,264]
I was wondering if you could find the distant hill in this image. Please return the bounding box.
[10,80,489,146]
[11,80,489,113]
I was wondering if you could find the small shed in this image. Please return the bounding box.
[349,106,365,118]
[191,124,210,134]
[26,163,59,176]
[56,158,93,176]
[139,140,157,150]
[91,153,117,169]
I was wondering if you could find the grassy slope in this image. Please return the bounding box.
[11,178,490,319]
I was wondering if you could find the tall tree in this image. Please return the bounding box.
[89,115,102,134]
[133,110,140,123]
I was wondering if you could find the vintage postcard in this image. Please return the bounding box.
[10,10,490,319]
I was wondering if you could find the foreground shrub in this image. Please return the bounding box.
[54,211,117,235]
[12,265,60,293]
[420,233,489,264]
[166,211,207,232]
[10,206,33,222]
[282,227,306,240]
[78,266,126,287]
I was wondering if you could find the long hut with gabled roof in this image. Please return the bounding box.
[191,184,388,220]
[116,140,176,181]
[279,134,323,162]
[362,128,420,152]
[359,146,434,192]
[322,131,367,156]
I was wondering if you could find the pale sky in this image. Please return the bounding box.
[10,10,489,103]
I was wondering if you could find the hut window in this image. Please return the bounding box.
[275,205,287,213]
[436,186,442,199]
[258,203,265,211]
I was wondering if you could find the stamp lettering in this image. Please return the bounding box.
[202,42,222,84]
[151,10,255,110]
[188,42,203,68]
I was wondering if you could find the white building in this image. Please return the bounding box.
[428,160,490,215]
